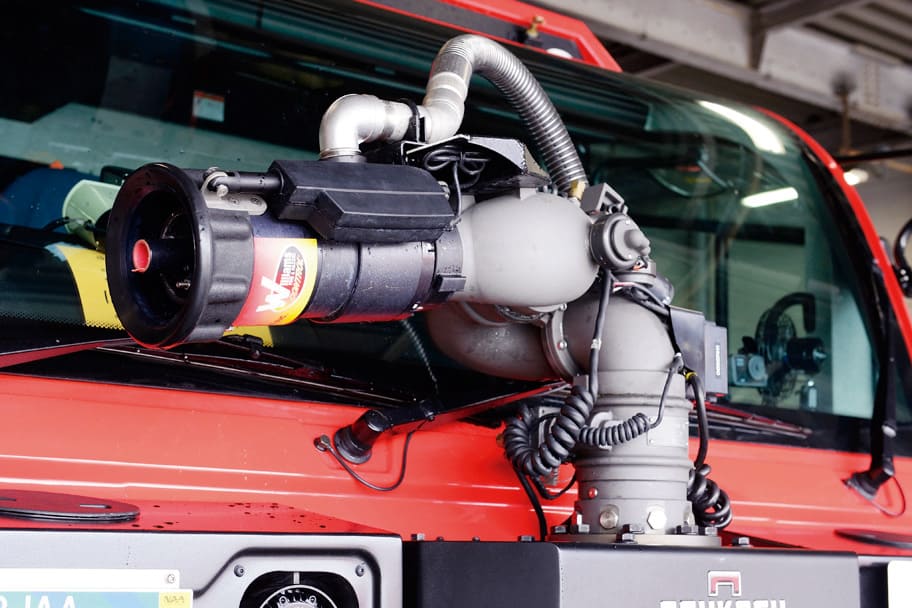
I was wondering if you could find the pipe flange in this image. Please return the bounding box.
[541,305,580,379]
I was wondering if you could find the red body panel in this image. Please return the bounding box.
[2,373,910,556]
[355,0,621,70]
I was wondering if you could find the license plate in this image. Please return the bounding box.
[0,591,191,608]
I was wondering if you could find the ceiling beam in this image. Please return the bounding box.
[530,0,912,135]
[756,0,871,30]
[812,16,912,62]
[750,0,871,66]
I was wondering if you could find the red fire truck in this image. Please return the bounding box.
[0,1,910,607]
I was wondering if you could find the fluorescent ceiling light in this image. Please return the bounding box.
[698,101,786,155]
[741,187,799,208]
[843,168,869,186]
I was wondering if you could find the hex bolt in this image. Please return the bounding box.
[166,573,176,585]
[355,564,366,577]
[233,565,245,578]
[732,536,751,547]
[646,508,668,531]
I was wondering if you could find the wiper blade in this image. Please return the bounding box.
[693,403,812,440]
[98,341,415,407]
[0,337,134,370]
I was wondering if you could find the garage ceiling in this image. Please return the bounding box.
[531,0,912,155]
[755,0,912,64]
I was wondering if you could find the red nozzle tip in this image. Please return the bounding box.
[132,239,152,273]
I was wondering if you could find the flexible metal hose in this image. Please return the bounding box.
[423,35,588,195]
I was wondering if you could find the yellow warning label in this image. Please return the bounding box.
[51,244,122,329]
[51,243,123,329]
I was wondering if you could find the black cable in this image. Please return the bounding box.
[515,467,548,541]
[398,318,439,395]
[314,427,421,492]
[650,353,682,429]
[530,472,577,500]
[688,372,709,469]
[682,371,732,528]
[587,273,614,398]
[421,144,490,211]
[620,282,669,310]
[41,216,76,231]
[515,412,578,501]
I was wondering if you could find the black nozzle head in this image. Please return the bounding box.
[106,163,254,348]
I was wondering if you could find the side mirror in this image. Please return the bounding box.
[893,218,912,297]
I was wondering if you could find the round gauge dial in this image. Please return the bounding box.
[258,585,339,608]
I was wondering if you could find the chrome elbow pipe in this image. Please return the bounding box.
[318,34,588,195]
[318,94,415,161]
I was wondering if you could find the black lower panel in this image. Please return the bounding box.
[404,540,864,608]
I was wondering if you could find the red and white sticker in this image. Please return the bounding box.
[232,238,319,326]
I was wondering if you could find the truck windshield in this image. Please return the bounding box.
[1,0,908,451]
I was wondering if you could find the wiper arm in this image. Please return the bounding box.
[324,380,568,464]
[846,268,899,502]
[693,402,813,441]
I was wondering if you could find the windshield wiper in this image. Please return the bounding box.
[693,402,813,441]
[0,336,133,370]
[98,337,417,407]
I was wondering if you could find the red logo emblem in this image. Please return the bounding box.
[708,571,742,597]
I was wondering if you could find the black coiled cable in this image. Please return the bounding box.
[576,353,683,449]
[686,372,732,528]
[504,273,612,478]
[504,388,594,476]
[688,464,732,528]
[577,413,651,448]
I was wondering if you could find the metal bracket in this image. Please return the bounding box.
[201,170,268,215]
